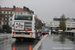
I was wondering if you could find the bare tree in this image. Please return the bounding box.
[0,14,5,32]
[0,14,5,21]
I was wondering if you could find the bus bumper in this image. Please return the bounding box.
[12,34,35,39]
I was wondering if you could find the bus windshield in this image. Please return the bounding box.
[15,15,32,20]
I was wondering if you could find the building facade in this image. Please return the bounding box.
[50,17,75,31]
[0,6,34,31]
[50,21,60,30]
[66,21,75,30]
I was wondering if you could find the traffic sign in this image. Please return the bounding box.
[45,27,48,29]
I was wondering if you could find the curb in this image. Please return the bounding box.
[33,35,48,50]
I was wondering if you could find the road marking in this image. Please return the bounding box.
[33,35,48,50]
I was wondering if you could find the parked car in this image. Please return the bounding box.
[42,30,49,35]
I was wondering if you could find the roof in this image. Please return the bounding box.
[0,7,23,11]
[0,8,13,11]
[35,17,41,22]
[0,6,34,14]
[14,8,23,11]
[15,14,32,16]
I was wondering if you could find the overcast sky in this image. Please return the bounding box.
[0,0,75,23]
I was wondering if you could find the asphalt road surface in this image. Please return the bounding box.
[38,34,75,50]
[0,34,42,50]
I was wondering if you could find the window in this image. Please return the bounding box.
[0,22,1,25]
[55,22,58,24]
[72,25,75,27]
[5,22,7,25]
[15,14,32,20]
[18,12,19,14]
[35,17,42,29]
[21,12,22,14]
[54,25,57,26]
[10,19,12,21]
[4,18,5,20]
[67,23,71,24]
[7,15,9,17]
[10,22,12,26]
[7,11,9,14]
[67,25,70,26]
[50,22,53,24]
[0,11,2,13]
[4,22,5,25]
[7,18,8,20]
[7,22,8,25]
[10,15,12,17]
[4,11,5,13]
[11,12,12,14]
[72,23,75,24]
[5,18,7,20]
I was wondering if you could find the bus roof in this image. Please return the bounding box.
[15,14,32,16]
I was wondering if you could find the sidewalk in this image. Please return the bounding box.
[0,33,11,41]
[0,33,11,34]
[38,34,75,50]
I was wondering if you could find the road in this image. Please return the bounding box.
[0,34,42,50]
[0,34,75,50]
[38,34,75,50]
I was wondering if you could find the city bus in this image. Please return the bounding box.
[12,14,42,40]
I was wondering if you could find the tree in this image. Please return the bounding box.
[2,25,11,33]
[0,14,5,32]
[59,14,66,31]
[0,14,5,21]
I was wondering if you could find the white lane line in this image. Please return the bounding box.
[33,35,48,50]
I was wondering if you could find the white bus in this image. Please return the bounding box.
[12,14,42,40]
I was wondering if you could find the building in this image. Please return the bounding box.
[50,21,60,30]
[0,6,34,31]
[66,21,75,30]
[50,17,75,31]
[53,17,67,21]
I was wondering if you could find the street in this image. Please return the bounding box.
[0,33,75,50]
[38,34,75,50]
[0,34,42,50]
[0,0,75,50]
